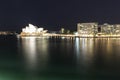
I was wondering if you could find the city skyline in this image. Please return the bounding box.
[18,23,120,37]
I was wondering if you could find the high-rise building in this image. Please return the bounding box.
[100,23,114,34]
[113,24,120,34]
[77,22,98,36]
[77,22,120,37]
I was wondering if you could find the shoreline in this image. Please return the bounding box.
[18,34,120,38]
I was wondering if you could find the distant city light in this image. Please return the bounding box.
[74,32,78,35]
[18,22,120,38]
[77,22,120,38]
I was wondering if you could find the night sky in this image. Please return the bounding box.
[0,0,120,31]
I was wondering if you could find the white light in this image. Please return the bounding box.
[21,24,47,36]
[74,32,78,35]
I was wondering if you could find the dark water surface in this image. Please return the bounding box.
[0,36,120,80]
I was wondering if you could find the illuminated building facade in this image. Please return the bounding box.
[100,23,114,34]
[113,24,120,34]
[20,24,48,36]
[77,22,120,37]
[100,24,120,36]
[77,23,98,37]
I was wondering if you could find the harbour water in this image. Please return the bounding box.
[0,36,120,80]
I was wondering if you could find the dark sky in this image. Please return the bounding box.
[0,0,120,31]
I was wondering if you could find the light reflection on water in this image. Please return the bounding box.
[16,37,120,79]
[75,38,94,70]
[74,38,120,73]
[21,37,37,70]
[20,37,49,71]
[19,37,120,70]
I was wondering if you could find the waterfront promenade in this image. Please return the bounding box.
[19,33,120,38]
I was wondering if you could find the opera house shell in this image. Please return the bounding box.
[20,24,48,36]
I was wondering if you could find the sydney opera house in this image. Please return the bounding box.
[20,24,48,36]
